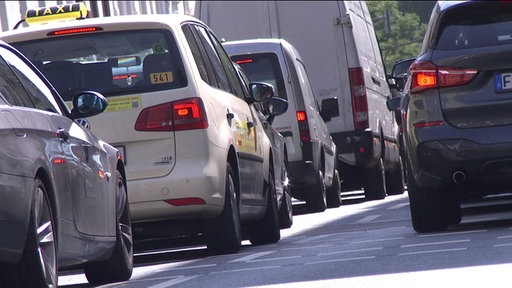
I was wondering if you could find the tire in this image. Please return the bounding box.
[205,163,241,254]
[4,178,58,288]
[306,170,327,213]
[407,165,451,233]
[249,166,281,245]
[326,169,342,208]
[278,183,293,229]
[385,156,405,195]
[363,158,387,200]
[84,171,133,285]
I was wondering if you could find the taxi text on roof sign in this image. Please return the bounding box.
[25,3,88,25]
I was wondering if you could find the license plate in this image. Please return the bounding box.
[496,72,512,91]
[115,146,126,165]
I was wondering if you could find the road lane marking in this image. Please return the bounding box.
[230,251,275,262]
[355,215,381,223]
[148,275,200,288]
[247,256,301,263]
[400,239,470,248]
[388,203,409,209]
[398,247,467,256]
[318,247,383,256]
[353,237,404,244]
[282,244,333,251]
[210,266,281,274]
[419,230,487,237]
[306,256,375,265]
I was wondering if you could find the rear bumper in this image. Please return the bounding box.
[408,124,512,193]
[332,130,379,167]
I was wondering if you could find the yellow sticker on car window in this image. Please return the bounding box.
[105,95,141,112]
[150,72,174,84]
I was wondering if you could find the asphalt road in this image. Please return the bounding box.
[59,190,512,288]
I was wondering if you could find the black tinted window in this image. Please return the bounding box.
[436,2,512,50]
[230,53,287,100]
[12,29,187,101]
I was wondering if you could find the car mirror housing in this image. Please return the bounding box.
[250,82,275,102]
[70,91,108,119]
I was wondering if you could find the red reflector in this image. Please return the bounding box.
[359,146,366,153]
[413,121,445,128]
[52,158,65,164]
[235,59,253,64]
[165,198,206,206]
[48,26,103,36]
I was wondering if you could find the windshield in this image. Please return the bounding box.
[12,29,187,101]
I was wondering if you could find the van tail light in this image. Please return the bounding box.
[410,60,478,93]
[349,67,369,130]
[135,97,208,132]
[296,111,311,142]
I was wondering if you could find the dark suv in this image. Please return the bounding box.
[397,1,512,232]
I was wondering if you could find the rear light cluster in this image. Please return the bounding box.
[135,97,208,132]
[296,111,311,142]
[349,67,369,130]
[409,60,478,93]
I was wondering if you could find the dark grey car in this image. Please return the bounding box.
[397,1,512,233]
[0,40,132,287]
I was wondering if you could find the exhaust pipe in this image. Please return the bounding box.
[452,170,466,184]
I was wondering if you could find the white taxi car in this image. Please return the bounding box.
[2,3,282,254]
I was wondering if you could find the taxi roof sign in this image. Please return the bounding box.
[25,3,88,25]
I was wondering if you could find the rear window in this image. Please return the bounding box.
[436,2,512,50]
[230,53,287,100]
[11,29,187,101]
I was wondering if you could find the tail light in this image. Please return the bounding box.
[410,60,478,93]
[296,111,311,142]
[349,67,369,130]
[135,97,208,132]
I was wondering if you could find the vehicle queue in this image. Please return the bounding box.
[0,2,405,287]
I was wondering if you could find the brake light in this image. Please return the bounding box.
[235,59,253,64]
[48,27,103,36]
[349,67,369,130]
[410,60,478,93]
[296,111,311,142]
[135,97,208,132]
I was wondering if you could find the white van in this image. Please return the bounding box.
[196,0,405,199]
[224,39,342,212]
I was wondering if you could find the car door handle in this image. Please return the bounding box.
[57,128,69,141]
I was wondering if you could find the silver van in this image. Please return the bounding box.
[224,39,342,212]
[197,0,405,200]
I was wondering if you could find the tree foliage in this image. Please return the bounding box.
[367,1,435,72]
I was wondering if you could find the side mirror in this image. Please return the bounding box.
[265,97,288,125]
[250,82,275,102]
[70,91,108,119]
[386,96,402,112]
[320,97,339,122]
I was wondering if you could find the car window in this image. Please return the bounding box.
[231,53,287,101]
[0,46,61,113]
[193,25,232,92]
[12,29,187,101]
[436,3,512,50]
[182,24,214,85]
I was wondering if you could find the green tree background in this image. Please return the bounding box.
[367,1,436,72]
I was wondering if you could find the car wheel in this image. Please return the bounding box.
[205,163,241,254]
[306,170,327,212]
[1,178,58,288]
[326,169,342,208]
[249,166,281,245]
[84,171,133,285]
[278,184,293,229]
[363,158,386,200]
[385,156,405,195]
[407,165,451,233]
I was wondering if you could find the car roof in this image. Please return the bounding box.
[0,14,201,39]
[437,1,470,11]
